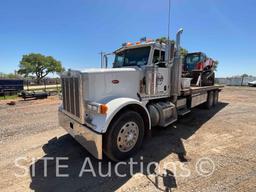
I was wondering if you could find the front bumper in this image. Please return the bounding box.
[58,109,103,159]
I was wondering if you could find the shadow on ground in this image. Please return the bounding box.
[29,102,228,192]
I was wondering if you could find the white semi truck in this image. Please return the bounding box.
[58,29,222,161]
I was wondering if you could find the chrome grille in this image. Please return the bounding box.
[61,77,81,118]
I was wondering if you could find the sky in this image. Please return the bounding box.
[0,0,255,77]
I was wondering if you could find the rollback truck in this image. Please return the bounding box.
[58,29,222,161]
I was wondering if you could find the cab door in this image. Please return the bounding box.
[153,49,170,95]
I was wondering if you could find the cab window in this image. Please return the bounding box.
[113,47,150,68]
[153,50,165,67]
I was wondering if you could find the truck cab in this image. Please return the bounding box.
[58,29,221,161]
[112,39,172,98]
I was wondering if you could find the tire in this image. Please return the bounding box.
[213,91,219,106]
[103,111,144,161]
[205,91,214,109]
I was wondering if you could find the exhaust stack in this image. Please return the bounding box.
[171,28,183,103]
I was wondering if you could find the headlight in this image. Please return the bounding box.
[87,103,108,114]
[87,104,92,110]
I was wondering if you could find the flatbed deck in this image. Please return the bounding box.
[181,85,224,96]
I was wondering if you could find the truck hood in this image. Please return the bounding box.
[81,68,138,74]
[80,67,141,102]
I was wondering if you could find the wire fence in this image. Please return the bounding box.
[216,77,256,86]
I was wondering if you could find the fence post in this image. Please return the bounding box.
[44,79,46,92]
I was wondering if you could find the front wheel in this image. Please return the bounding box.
[103,111,144,161]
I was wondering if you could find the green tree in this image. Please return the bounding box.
[18,53,64,84]
[180,47,188,58]
[155,37,188,58]
[156,37,169,44]
[214,60,219,71]
[6,73,17,79]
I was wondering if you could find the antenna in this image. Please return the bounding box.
[167,0,171,42]
[167,0,172,65]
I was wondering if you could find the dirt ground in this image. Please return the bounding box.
[0,86,255,192]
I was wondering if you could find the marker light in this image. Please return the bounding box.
[126,42,133,46]
[122,42,133,47]
[99,104,108,114]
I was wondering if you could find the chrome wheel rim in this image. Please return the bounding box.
[117,121,139,152]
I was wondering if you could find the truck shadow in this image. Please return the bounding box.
[29,102,228,192]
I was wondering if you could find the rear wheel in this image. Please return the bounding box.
[213,91,219,106]
[205,91,214,109]
[103,111,144,161]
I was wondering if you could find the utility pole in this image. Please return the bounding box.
[99,51,105,68]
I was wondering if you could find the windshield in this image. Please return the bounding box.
[185,54,201,65]
[113,47,150,68]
